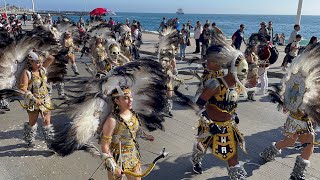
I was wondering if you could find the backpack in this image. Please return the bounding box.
[137,30,142,42]
[284,43,292,54]
[231,32,236,41]
[269,46,279,64]
[199,33,204,43]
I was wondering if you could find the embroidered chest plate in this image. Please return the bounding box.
[284,73,306,113]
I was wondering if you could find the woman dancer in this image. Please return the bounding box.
[101,87,154,180]
[19,49,55,148]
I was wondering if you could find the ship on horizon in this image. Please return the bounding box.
[176,8,184,15]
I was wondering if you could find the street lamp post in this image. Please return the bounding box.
[31,0,35,12]
[3,0,8,20]
[296,0,303,25]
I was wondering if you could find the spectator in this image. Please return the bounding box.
[79,16,84,27]
[22,13,27,25]
[267,21,274,42]
[273,33,279,45]
[132,24,141,60]
[179,29,188,61]
[258,21,269,40]
[288,24,300,44]
[211,22,223,35]
[108,17,115,26]
[304,36,317,52]
[158,17,166,32]
[279,33,285,45]
[186,20,193,36]
[90,15,94,22]
[201,23,211,57]
[56,16,61,24]
[232,24,246,50]
[125,18,130,27]
[244,44,259,101]
[193,21,202,54]
[174,18,180,32]
[181,24,186,32]
[204,19,210,28]
[132,19,137,25]
[282,34,302,70]
[258,45,271,95]
[137,21,142,31]
[47,14,52,25]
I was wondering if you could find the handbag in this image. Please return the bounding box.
[187,38,191,46]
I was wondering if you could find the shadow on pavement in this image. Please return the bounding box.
[144,127,297,179]
[0,149,55,157]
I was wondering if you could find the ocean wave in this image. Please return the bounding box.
[143,30,160,35]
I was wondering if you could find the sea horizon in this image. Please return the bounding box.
[53,12,319,45]
[38,9,320,16]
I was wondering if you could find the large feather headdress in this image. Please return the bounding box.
[105,38,130,64]
[279,43,320,124]
[156,27,179,60]
[51,60,167,156]
[118,24,131,37]
[205,33,248,95]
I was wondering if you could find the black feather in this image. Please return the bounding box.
[0,89,24,100]
[173,86,199,110]
[50,122,89,156]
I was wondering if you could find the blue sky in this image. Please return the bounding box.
[3,0,320,15]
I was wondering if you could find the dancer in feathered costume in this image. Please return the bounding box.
[244,44,259,101]
[89,37,130,78]
[101,87,155,180]
[156,27,179,117]
[50,60,168,178]
[62,31,80,75]
[0,24,61,112]
[0,25,70,147]
[187,34,249,179]
[116,24,133,60]
[19,50,56,148]
[260,43,320,180]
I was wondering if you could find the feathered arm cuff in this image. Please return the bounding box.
[101,153,117,174]
[269,90,284,111]
[25,91,36,102]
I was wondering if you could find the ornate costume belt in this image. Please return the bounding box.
[284,115,314,137]
[197,115,246,161]
[112,145,137,154]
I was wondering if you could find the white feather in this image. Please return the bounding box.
[69,98,107,144]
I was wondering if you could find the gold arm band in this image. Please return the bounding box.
[101,135,112,143]
[19,84,28,90]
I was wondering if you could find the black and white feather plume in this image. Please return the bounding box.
[156,27,179,55]
[87,23,114,40]
[277,43,320,124]
[0,26,61,99]
[0,36,42,90]
[206,33,243,68]
[51,60,167,156]
[205,33,247,95]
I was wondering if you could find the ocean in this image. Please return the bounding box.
[53,12,320,45]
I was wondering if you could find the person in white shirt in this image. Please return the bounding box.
[282,34,301,71]
[288,24,300,44]
[193,21,203,54]
[132,24,141,60]
[258,21,269,38]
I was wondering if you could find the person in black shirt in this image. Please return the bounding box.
[201,23,211,57]
[232,24,246,50]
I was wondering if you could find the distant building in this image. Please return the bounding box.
[0,5,33,14]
